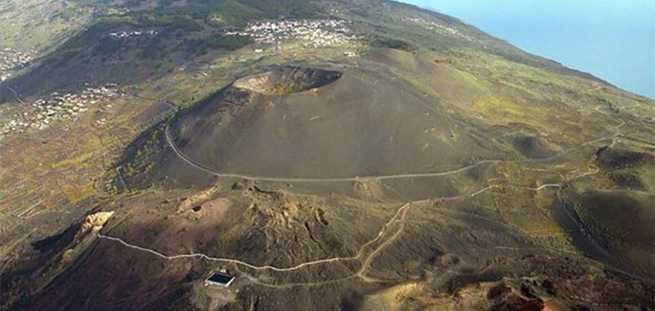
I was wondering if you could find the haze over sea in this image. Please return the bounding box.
[400,0,655,99]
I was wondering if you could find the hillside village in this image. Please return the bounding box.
[108,30,158,39]
[402,16,474,42]
[225,19,359,49]
[0,48,35,81]
[1,84,122,136]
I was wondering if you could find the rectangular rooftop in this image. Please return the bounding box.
[205,272,235,287]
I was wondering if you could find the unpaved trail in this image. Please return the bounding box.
[164,124,501,183]
[96,173,644,287]
[97,204,415,288]
[164,122,623,183]
[2,85,25,104]
[98,203,412,273]
[93,177,587,287]
[95,122,629,287]
[356,203,411,282]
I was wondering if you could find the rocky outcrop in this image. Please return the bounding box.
[60,211,115,264]
[353,179,385,200]
[75,211,115,240]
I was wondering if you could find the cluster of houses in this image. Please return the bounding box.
[0,48,35,81]
[402,17,474,42]
[225,19,358,50]
[108,30,158,39]
[1,84,122,135]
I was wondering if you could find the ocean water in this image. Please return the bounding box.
[400,0,655,99]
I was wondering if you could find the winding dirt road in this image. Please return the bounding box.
[98,203,412,274]
[96,180,572,287]
[94,120,630,287]
[2,84,25,104]
[163,121,624,183]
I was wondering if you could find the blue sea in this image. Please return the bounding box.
[400,0,655,99]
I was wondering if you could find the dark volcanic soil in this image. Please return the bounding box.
[118,64,509,197]
[595,147,654,170]
[511,134,557,159]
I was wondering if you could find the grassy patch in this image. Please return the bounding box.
[370,37,416,52]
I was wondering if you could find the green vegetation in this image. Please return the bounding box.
[369,37,416,52]
[0,0,92,50]
[182,35,253,55]
[206,0,321,25]
[2,0,655,310]
[80,0,322,26]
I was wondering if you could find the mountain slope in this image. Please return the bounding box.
[0,1,654,310]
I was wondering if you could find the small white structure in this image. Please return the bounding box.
[204,271,235,287]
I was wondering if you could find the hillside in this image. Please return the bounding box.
[0,0,654,310]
